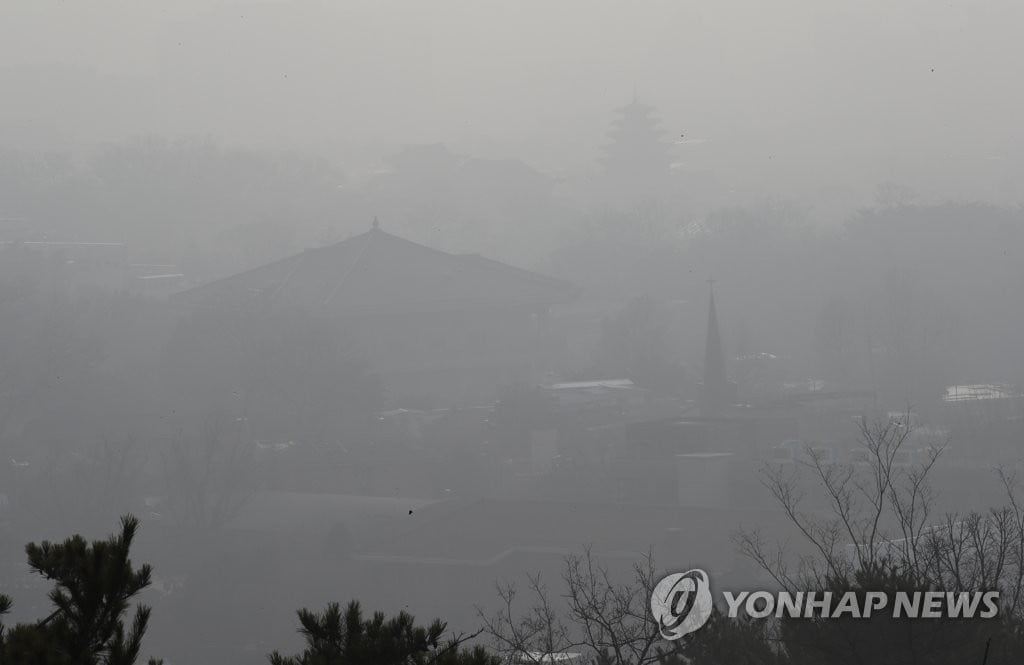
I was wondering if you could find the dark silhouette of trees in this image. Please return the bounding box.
[673,563,1024,665]
[479,549,666,665]
[476,418,1024,664]
[715,415,1024,664]
[0,515,162,664]
[269,600,497,665]
[160,415,255,529]
[659,610,781,665]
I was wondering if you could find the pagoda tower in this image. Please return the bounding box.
[601,96,674,203]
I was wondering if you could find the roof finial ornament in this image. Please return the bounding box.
[372,216,380,230]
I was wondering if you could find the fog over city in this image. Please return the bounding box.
[1,2,1023,664]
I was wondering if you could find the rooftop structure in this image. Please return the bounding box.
[175,223,578,315]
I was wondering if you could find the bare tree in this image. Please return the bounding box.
[479,572,575,663]
[161,414,254,529]
[478,549,667,665]
[719,414,1024,664]
[7,436,147,534]
[739,413,929,586]
[738,412,1024,617]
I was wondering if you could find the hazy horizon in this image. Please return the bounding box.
[4,0,1024,222]
[4,4,1024,664]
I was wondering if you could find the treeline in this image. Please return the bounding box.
[6,421,1024,663]
[6,516,1021,664]
[563,201,1024,408]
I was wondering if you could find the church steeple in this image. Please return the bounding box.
[701,280,733,415]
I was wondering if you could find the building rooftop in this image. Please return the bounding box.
[174,225,578,315]
[943,384,1019,402]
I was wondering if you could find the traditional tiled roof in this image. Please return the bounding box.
[174,226,577,314]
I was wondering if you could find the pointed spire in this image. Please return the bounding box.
[702,279,732,415]
[372,216,380,230]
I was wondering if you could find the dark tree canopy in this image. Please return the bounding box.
[269,600,498,665]
[0,515,161,665]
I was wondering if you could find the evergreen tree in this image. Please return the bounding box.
[0,515,162,665]
[269,600,498,665]
[664,609,782,665]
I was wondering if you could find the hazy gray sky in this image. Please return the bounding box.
[3,0,1023,210]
